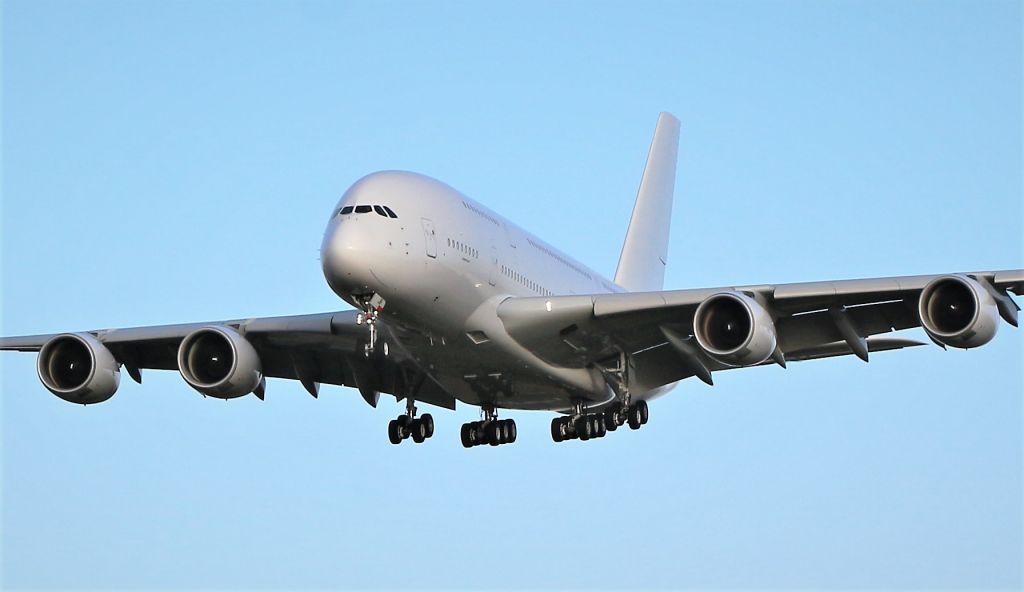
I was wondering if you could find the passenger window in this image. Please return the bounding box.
[339,206,354,215]
[355,205,372,214]
[383,206,398,218]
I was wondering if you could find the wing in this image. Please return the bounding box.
[0,311,455,409]
[496,269,1023,391]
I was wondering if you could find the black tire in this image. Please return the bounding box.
[551,417,563,442]
[397,415,411,428]
[421,413,435,438]
[603,412,618,431]
[460,423,474,448]
[388,419,403,444]
[637,400,649,425]
[575,416,591,441]
[411,419,427,443]
[628,405,642,430]
[487,421,501,446]
[505,419,517,443]
[595,416,607,438]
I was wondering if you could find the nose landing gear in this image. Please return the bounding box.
[387,399,434,445]
[356,293,386,357]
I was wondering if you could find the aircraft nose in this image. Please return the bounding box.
[321,221,371,297]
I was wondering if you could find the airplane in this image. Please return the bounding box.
[2,112,1021,448]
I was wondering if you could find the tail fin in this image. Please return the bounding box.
[614,112,680,292]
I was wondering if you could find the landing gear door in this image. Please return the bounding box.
[421,218,437,258]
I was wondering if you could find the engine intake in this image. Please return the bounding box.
[177,326,262,399]
[694,291,778,367]
[918,275,998,349]
[37,333,120,404]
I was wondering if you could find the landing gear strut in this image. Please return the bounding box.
[387,398,434,445]
[461,405,517,448]
[356,293,386,357]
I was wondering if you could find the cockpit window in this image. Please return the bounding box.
[383,206,398,218]
[354,205,372,214]
[339,206,354,215]
[373,205,388,217]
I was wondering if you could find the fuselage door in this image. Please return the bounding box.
[488,246,499,286]
[421,218,437,258]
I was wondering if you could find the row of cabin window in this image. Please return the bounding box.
[526,237,592,280]
[501,264,552,296]
[337,205,399,218]
[448,238,478,259]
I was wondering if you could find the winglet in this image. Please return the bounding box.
[614,112,680,292]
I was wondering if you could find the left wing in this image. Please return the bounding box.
[497,269,1022,391]
[0,311,455,409]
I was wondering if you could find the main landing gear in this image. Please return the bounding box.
[461,406,517,448]
[550,400,649,443]
[388,399,434,445]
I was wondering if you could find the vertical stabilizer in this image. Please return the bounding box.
[614,112,680,292]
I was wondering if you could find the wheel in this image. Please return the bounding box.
[603,412,618,432]
[505,419,517,443]
[486,421,501,446]
[637,400,649,425]
[388,419,403,444]
[551,417,564,442]
[575,416,592,441]
[563,417,576,439]
[595,416,607,438]
[397,414,411,428]
[460,423,474,448]
[421,413,434,438]
[411,419,427,443]
[628,405,642,430]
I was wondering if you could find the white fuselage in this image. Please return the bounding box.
[319,171,656,410]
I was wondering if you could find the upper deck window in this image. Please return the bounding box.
[354,205,372,214]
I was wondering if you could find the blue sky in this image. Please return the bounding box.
[2,0,1021,589]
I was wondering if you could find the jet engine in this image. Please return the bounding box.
[177,326,262,399]
[37,333,120,404]
[693,291,778,367]
[918,275,999,349]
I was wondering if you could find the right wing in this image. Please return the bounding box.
[0,311,455,409]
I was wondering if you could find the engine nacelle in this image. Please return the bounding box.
[918,275,999,349]
[37,333,120,404]
[177,326,262,399]
[694,291,778,367]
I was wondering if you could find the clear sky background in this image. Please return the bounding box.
[2,1,1022,590]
